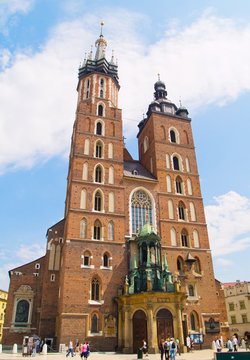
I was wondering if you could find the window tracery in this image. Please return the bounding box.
[131,190,153,233]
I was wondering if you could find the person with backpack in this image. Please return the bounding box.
[164,339,170,359]
[170,338,176,360]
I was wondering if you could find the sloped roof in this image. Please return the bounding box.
[124,161,157,182]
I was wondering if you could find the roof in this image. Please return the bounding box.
[124,161,157,182]
[223,281,249,288]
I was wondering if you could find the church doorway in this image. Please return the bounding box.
[157,309,173,344]
[133,310,147,353]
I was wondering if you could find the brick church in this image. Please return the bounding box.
[3,25,229,352]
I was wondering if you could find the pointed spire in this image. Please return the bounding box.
[110,49,115,64]
[88,45,93,60]
[95,21,107,60]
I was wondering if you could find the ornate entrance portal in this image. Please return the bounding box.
[157,309,173,344]
[133,310,147,353]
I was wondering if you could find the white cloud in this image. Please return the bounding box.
[205,191,250,256]
[0,0,34,32]
[1,10,250,172]
[0,243,45,291]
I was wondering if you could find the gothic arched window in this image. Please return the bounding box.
[176,176,183,194]
[91,313,98,333]
[103,253,108,267]
[15,300,29,323]
[178,201,185,220]
[170,129,176,143]
[100,90,103,98]
[83,251,90,266]
[95,165,102,183]
[94,191,102,211]
[91,278,100,300]
[108,221,114,241]
[131,189,153,233]
[173,156,180,170]
[98,104,103,116]
[177,256,184,273]
[93,220,101,240]
[80,218,87,239]
[181,229,188,247]
[95,141,103,158]
[96,122,102,135]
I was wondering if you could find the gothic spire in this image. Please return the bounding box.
[95,22,107,60]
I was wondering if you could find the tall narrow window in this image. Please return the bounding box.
[93,220,101,240]
[181,229,188,247]
[188,285,194,297]
[108,143,113,158]
[177,257,184,272]
[109,166,114,184]
[193,229,200,248]
[80,218,87,238]
[190,313,195,330]
[190,202,196,221]
[176,176,182,194]
[108,221,114,241]
[95,141,103,158]
[109,192,115,212]
[173,156,180,170]
[166,154,170,168]
[80,189,87,209]
[170,227,177,246]
[131,190,153,233]
[143,136,149,153]
[82,162,88,180]
[95,166,102,183]
[91,278,100,300]
[91,314,98,333]
[168,199,174,219]
[194,257,201,274]
[187,178,192,195]
[84,139,90,155]
[186,157,190,172]
[83,251,90,266]
[170,130,176,143]
[166,175,172,192]
[100,79,104,88]
[98,104,103,116]
[96,122,102,135]
[103,253,108,267]
[100,90,103,98]
[94,191,102,211]
[178,202,185,220]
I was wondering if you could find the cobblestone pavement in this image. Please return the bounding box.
[0,349,248,360]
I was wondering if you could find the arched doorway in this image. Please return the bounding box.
[133,310,147,353]
[157,309,173,345]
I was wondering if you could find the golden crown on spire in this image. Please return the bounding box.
[95,21,107,47]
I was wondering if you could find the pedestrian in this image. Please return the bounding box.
[142,339,148,357]
[159,339,164,360]
[227,338,233,352]
[232,336,238,352]
[164,338,170,359]
[74,339,79,353]
[169,338,176,360]
[175,338,181,356]
[66,340,74,357]
[215,337,222,352]
[80,342,88,359]
[186,336,191,352]
[86,341,90,358]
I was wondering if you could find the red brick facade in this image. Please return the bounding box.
[3,31,228,352]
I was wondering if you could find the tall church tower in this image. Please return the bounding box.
[57,25,127,348]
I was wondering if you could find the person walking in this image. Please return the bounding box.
[175,338,181,356]
[169,338,176,360]
[159,339,165,360]
[227,338,233,352]
[142,339,148,357]
[232,336,238,352]
[215,337,222,352]
[164,338,170,359]
[66,340,74,357]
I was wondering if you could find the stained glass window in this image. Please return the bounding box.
[131,190,153,233]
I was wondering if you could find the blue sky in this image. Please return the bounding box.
[1,0,250,291]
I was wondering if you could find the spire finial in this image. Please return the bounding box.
[179,96,182,107]
[100,21,104,36]
[157,73,160,81]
